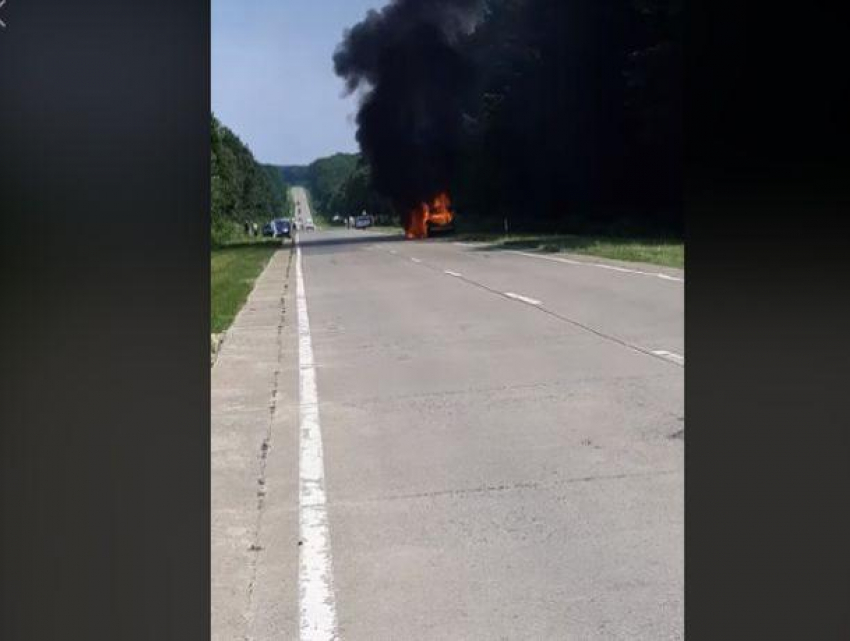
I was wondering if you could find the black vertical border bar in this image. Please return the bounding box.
[0,0,211,638]
[686,0,850,638]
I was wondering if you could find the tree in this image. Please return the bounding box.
[210,114,292,245]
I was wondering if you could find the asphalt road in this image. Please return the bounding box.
[212,187,683,640]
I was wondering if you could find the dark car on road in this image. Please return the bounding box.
[262,222,274,237]
[427,217,455,235]
[271,218,292,238]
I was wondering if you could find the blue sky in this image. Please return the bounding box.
[212,0,388,165]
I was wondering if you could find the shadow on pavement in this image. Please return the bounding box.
[295,231,464,253]
[296,233,406,251]
[213,239,286,251]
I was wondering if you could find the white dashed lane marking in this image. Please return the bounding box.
[503,292,543,306]
[651,350,685,365]
[390,243,682,369]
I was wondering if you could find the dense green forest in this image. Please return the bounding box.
[303,153,358,218]
[326,162,396,223]
[456,0,682,234]
[277,153,396,224]
[211,114,292,245]
[278,165,311,186]
[333,0,682,236]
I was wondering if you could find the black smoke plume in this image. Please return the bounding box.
[334,0,485,214]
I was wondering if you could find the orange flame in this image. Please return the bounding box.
[405,192,453,239]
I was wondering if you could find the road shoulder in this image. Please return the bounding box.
[211,245,300,640]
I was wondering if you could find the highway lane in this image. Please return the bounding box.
[213,185,683,639]
[379,236,684,359]
[297,225,683,639]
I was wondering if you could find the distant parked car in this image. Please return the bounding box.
[354,215,372,229]
[304,220,316,231]
[272,218,291,238]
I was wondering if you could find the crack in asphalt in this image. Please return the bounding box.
[244,247,293,638]
[339,469,680,506]
[317,370,678,409]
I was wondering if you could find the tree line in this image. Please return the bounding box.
[279,153,396,224]
[211,114,292,245]
[454,0,682,235]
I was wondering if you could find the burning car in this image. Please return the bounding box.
[405,192,455,239]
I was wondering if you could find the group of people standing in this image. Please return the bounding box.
[344,211,370,229]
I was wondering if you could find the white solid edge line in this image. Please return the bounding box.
[296,239,339,641]
[504,292,543,306]
[651,350,685,365]
[506,249,684,282]
[444,270,463,277]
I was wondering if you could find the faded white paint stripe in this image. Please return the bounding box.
[593,263,642,274]
[410,257,422,263]
[295,238,338,641]
[507,250,684,283]
[504,292,543,306]
[652,350,685,365]
[444,270,463,277]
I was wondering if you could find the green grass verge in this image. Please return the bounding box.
[211,239,281,335]
[454,233,684,268]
